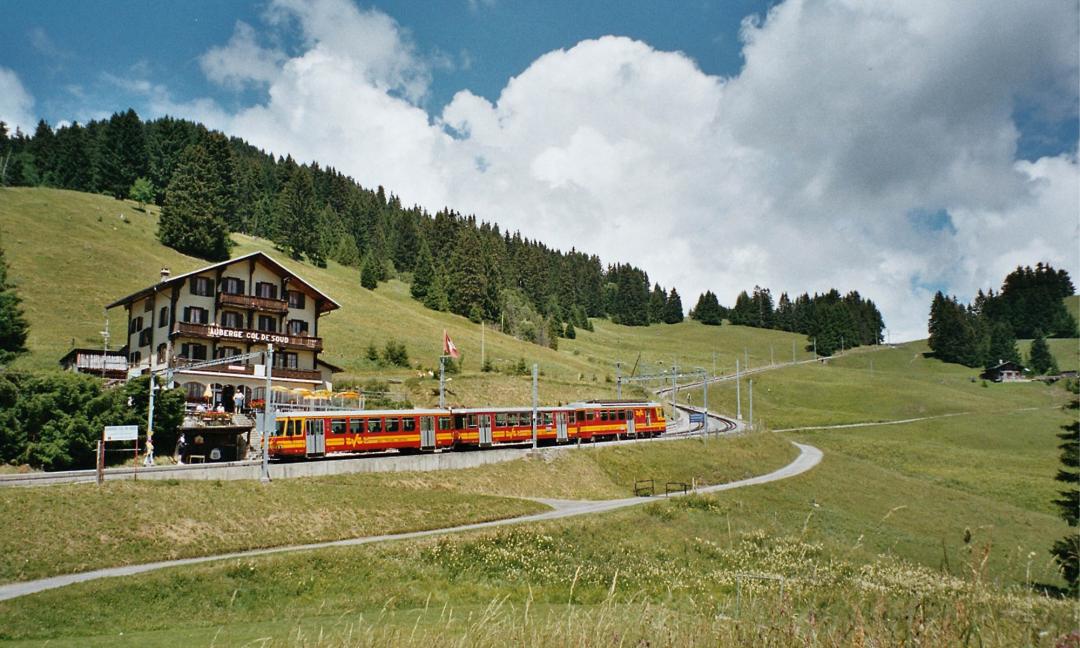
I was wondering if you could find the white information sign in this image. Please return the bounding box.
[104,425,139,442]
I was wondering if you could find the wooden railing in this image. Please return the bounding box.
[172,322,323,352]
[218,292,289,314]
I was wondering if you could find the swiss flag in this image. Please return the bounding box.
[443,330,460,359]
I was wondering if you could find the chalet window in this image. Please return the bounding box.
[216,346,241,359]
[158,306,169,328]
[156,343,167,363]
[183,307,209,324]
[274,352,298,369]
[288,290,306,309]
[221,277,244,295]
[349,419,364,434]
[221,311,243,329]
[181,343,207,361]
[143,297,153,312]
[190,276,213,296]
[287,319,309,336]
[257,315,276,333]
[138,329,152,347]
[129,351,141,364]
[255,282,278,300]
[129,316,144,334]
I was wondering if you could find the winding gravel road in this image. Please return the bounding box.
[0,442,822,603]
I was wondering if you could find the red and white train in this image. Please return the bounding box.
[268,400,666,458]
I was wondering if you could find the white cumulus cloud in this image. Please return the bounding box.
[152,0,1077,341]
[0,67,35,134]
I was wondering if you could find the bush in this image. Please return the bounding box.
[382,339,409,367]
[365,342,379,363]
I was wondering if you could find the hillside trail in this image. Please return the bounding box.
[773,405,1061,433]
[0,442,822,603]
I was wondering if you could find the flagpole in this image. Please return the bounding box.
[439,355,446,408]
[481,321,485,370]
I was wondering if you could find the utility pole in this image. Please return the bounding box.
[261,344,273,483]
[145,372,155,466]
[749,378,753,432]
[841,335,844,354]
[702,369,709,438]
[616,361,622,399]
[531,364,538,450]
[736,358,742,420]
[439,356,446,408]
[481,321,485,369]
[744,348,749,371]
[813,338,817,360]
[712,351,717,379]
[792,339,796,363]
[671,357,677,418]
[770,345,774,366]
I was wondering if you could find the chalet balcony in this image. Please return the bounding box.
[218,291,289,314]
[172,322,323,352]
[171,361,320,382]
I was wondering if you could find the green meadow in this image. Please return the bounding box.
[0,187,1077,645]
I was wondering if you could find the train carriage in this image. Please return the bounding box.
[269,408,452,458]
[571,401,666,440]
[451,405,578,448]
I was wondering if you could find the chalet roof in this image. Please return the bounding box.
[105,251,341,314]
[58,347,127,364]
[985,360,1026,372]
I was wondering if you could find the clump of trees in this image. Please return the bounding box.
[0,372,185,470]
[928,264,1075,371]
[2,112,689,349]
[696,285,884,356]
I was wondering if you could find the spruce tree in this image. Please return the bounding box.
[1029,334,1057,375]
[330,234,360,268]
[664,288,684,324]
[985,321,1020,368]
[157,143,232,261]
[1051,411,1079,595]
[446,229,486,318]
[423,268,450,311]
[360,252,380,290]
[97,108,147,199]
[0,241,29,364]
[274,167,317,261]
[411,238,436,300]
[565,322,576,339]
[648,283,667,324]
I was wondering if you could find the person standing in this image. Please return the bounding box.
[233,388,245,413]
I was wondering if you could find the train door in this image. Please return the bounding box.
[626,411,636,439]
[420,416,436,450]
[556,411,568,442]
[306,418,325,456]
[478,414,493,447]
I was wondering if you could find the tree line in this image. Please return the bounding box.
[689,285,885,356]
[0,112,682,348]
[928,263,1076,372]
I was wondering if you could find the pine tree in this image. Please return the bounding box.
[565,321,576,339]
[0,241,29,364]
[985,321,1020,368]
[648,283,667,324]
[330,234,360,267]
[664,288,684,324]
[423,268,450,311]
[157,143,232,261]
[411,238,436,300]
[1029,333,1057,375]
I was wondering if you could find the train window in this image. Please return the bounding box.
[386,417,400,433]
[439,416,452,431]
[368,418,383,434]
[495,413,507,427]
[275,420,285,437]
[543,412,553,426]
[618,410,627,421]
[576,411,585,423]
[586,410,595,421]
[288,419,299,436]
[403,417,415,432]
[467,414,477,428]
[454,414,466,429]
[330,419,346,435]
[600,410,608,421]
[350,419,364,434]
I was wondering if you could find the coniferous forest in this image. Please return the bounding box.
[927,263,1077,371]
[0,111,683,346]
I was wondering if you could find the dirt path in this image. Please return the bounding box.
[0,442,822,603]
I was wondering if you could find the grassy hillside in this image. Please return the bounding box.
[0,187,816,406]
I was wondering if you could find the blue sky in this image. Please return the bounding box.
[1,0,1077,340]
